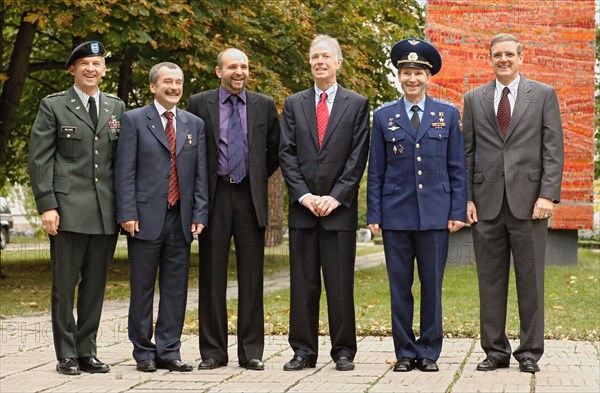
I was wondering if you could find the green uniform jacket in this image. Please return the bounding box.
[28,86,125,234]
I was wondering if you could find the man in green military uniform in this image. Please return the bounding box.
[28,41,125,375]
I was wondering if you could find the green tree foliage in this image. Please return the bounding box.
[1,0,423,186]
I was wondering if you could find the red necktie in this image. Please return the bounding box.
[497,87,511,139]
[316,92,329,147]
[163,111,180,206]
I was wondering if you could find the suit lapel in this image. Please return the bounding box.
[145,104,169,150]
[505,76,533,141]
[300,88,319,149]
[394,98,416,139]
[175,108,188,155]
[320,87,349,148]
[66,87,94,130]
[416,96,437,142]
[206,89,221,148]
[97,92,114,135]
[479,81,503,140]
[246,91,258,149]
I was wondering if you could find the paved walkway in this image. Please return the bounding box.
[1,251,599,392]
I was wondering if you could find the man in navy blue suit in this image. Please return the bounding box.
[367,39,467,372]
[115,62,208,373]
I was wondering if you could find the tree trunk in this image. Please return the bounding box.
[0,13,37,163]
[265,169,284,246]
[117,49,134,107]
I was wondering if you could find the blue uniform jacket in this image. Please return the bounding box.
[367,95,467,230]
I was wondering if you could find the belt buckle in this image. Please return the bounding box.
[229,177,236,184]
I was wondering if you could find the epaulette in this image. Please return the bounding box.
[46,91,66,99]
[374,101,396,114]
[432,98,457,108]
[104,93,123,101]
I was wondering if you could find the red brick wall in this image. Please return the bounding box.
[425,0,595,229]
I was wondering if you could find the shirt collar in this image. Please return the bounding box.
[153,100,176,119]
[73,85,100,105]
[403,95,426,115]
[219,85,247,104]
[495,74,520,96]
[314,83,337,103]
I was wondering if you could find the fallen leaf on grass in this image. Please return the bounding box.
[550,305,564,310]
[19,302,38,307]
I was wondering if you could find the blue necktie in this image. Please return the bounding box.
[227,95,246,183]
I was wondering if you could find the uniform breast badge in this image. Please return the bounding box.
[432,111,446,129]
[108,115,121,133]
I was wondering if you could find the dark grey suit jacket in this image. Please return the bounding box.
[279,86,370,231]
[463,76,564,220]
[186,89,280,228]
[114,104,209,243]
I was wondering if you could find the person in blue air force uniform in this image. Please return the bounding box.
[367,38,467,372]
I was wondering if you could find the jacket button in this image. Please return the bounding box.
[416,143,420,148]
[418,184,423,189]
[95,150,99,155]
[94,136,99,141]
[416,156,422,162]
[417,170,422,176]
[66,134,71,138]
[94,178,99,183]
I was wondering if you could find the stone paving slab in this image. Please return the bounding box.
[1,251,599,392]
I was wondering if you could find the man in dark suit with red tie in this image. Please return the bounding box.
[279,34,370,372]
[463,34,564,374]
[186,48,280,371]
[115,62,208,373]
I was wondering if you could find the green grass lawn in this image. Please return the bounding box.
[186,248,599,341]
[2,240,598,341]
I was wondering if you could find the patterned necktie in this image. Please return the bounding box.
[316,92,329,147]
[227,95,246,183]
[88,96,98,129]
[497,87,511,139]
[410,105,420,131]
[163,111,180,205]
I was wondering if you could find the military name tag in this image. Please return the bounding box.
[60,126,76,133]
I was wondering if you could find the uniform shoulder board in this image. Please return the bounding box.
[46,91,66,99]
[433,98,457,108]
[104,93,123,101]
[374,101,396,114]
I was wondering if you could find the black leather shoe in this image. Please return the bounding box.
[519,357,540,373]
[393,358,415,372]
[56,358,80,375]
[335,356,355,371]
[78,357,110,373]
[241,359,264,370]
[136,359,157,372]
[416,358,439,372]
[283,355,316,371]
[157,359,193,372]
[476,356,510,371]
[198,358,227,370]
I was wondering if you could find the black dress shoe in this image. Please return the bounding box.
[335,356,355,371]
[519,357,540,373]
[283,355,316,371]
[393,358,415,372]
[198,358,227,370]
[416,358,439,372]
[56,358,80,375]
[241,359,264,370]
[136,359,157,372]
[78,357,110,373]
[476,356,510,371]
[157,359,193,372]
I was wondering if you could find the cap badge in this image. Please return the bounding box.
[408,40,420,45]
[91,42,100,54]
[408,52,418,61]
